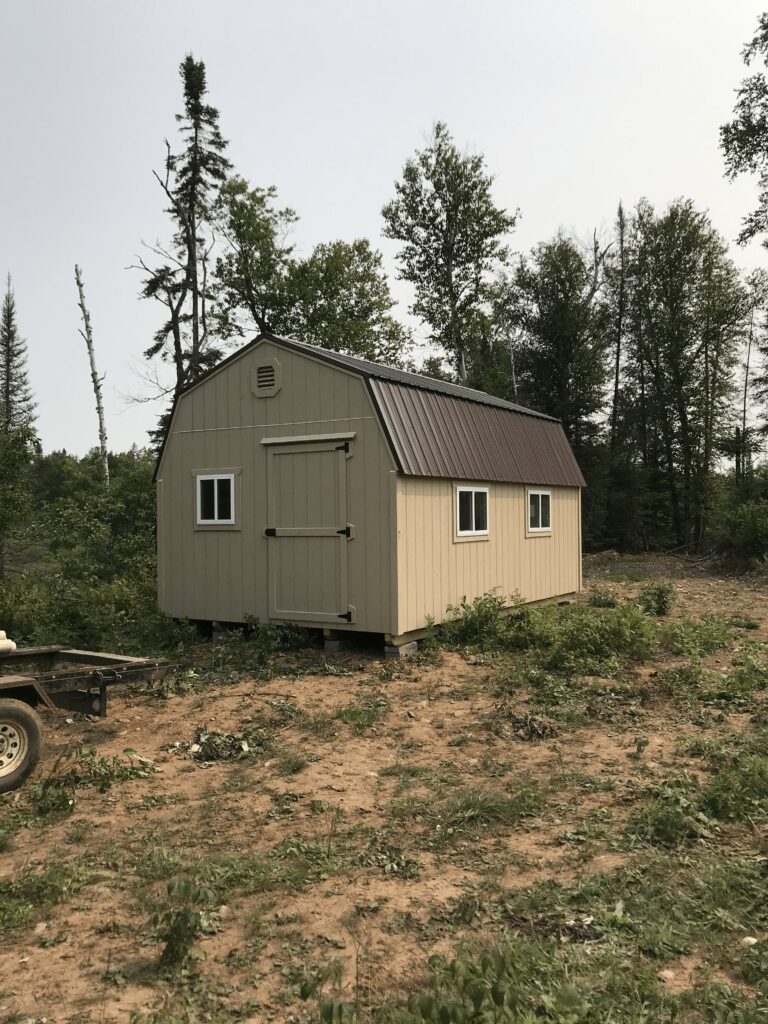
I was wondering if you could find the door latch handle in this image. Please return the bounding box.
[264,527,276,537]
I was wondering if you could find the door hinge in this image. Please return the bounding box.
[264,527,276,537]
[337,610,352,621]
[336,525,351,537]
[335,441,349,453]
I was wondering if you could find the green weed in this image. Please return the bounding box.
[699,755,768,821]
[587,586,619,608]
[152,878,216,966]
[637,581,675,616]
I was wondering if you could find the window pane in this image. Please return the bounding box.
[474,491,488,532]
[200,479,215,521]
[458,490,473,532]
[529,492,540,529]
[540,493,551,530]
[217,478,232,521]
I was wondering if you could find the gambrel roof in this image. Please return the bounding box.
[158,333,586,489]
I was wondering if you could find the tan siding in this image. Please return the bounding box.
[157,340,396,631]
[394,477,582,635]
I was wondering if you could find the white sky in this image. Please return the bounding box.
[0,0,765,454]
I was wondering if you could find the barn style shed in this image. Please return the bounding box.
[155,333,585,653]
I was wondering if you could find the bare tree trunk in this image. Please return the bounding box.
[75,265,109,486]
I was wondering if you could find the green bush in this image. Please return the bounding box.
[716,500,768,561]
[587,587,619,608]
[637,582,675,616]
[443,591,510,649]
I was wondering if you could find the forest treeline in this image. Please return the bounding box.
[3,16,768,649]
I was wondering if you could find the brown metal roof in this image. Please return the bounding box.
[370,380,586,487]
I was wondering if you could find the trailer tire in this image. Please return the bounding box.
[0,700,43,794]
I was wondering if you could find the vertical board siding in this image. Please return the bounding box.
[395,478,581,635]
[157,341,396,631]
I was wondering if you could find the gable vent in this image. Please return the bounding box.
[256,364,276,389]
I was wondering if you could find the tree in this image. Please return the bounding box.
[75,265,109,485]
[0,426,36,580]
[282,240,410,364]
[0,274,36,431]
[214,176,298,338]
[512,234,610,449]
[136,55,231,438]
[382,122,516,379]
[622,199,745,549]
[215,178,409,364]
[721,14,768,246]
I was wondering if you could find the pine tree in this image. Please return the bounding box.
[136,55,231,443]
[0,274,36,431]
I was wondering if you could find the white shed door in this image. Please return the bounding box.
[266,442,354,624]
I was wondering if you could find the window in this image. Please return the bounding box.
[456,487,489,536]
[197,474,235,525]
[528,490,551,532]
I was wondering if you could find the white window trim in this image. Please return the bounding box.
[456,486,490,537]
[527,489,552,533]
[196,473,236,526]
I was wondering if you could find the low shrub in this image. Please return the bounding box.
[716,500,768,561]
[587,587,619,608]
[699,755,768,821]
[443,591,510,649]
[637,582,675,616]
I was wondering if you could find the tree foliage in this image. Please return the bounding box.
[0,274,36,431]
[214,179,409,363]
[382,122,516,379]
[721,13,768,246]
[137,54,231,441]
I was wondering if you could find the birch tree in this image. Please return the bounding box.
[75,265,109,486]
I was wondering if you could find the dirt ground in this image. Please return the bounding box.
[1,553,767,1023]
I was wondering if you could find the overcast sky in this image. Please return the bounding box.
[0,0,765,455]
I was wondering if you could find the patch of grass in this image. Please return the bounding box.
[729,614,760,631]
[433,784,545,840]
[275,752,311,776]
[0,861,93,931]
[699,755,768,821]
[335,697,388,732]
[625,799,705,848]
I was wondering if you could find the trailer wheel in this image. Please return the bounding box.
[0,700,43,795]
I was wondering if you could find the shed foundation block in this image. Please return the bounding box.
[384,640,419,660]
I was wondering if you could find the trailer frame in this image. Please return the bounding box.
[0,646,170,717]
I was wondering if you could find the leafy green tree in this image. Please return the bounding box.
[0,426,37,580]
[382,122,516,379]
[215,179,409,363]
[721,14,768,246]
[136,55,231,441]
[0,274,36,430]
[282,240,409,363]
[622,199,745,549]
[214,175,298,338]
[511,234,610,449]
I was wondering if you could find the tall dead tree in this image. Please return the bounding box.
[75,265,109,486]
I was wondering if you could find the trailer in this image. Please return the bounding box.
[0,647,169,794]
